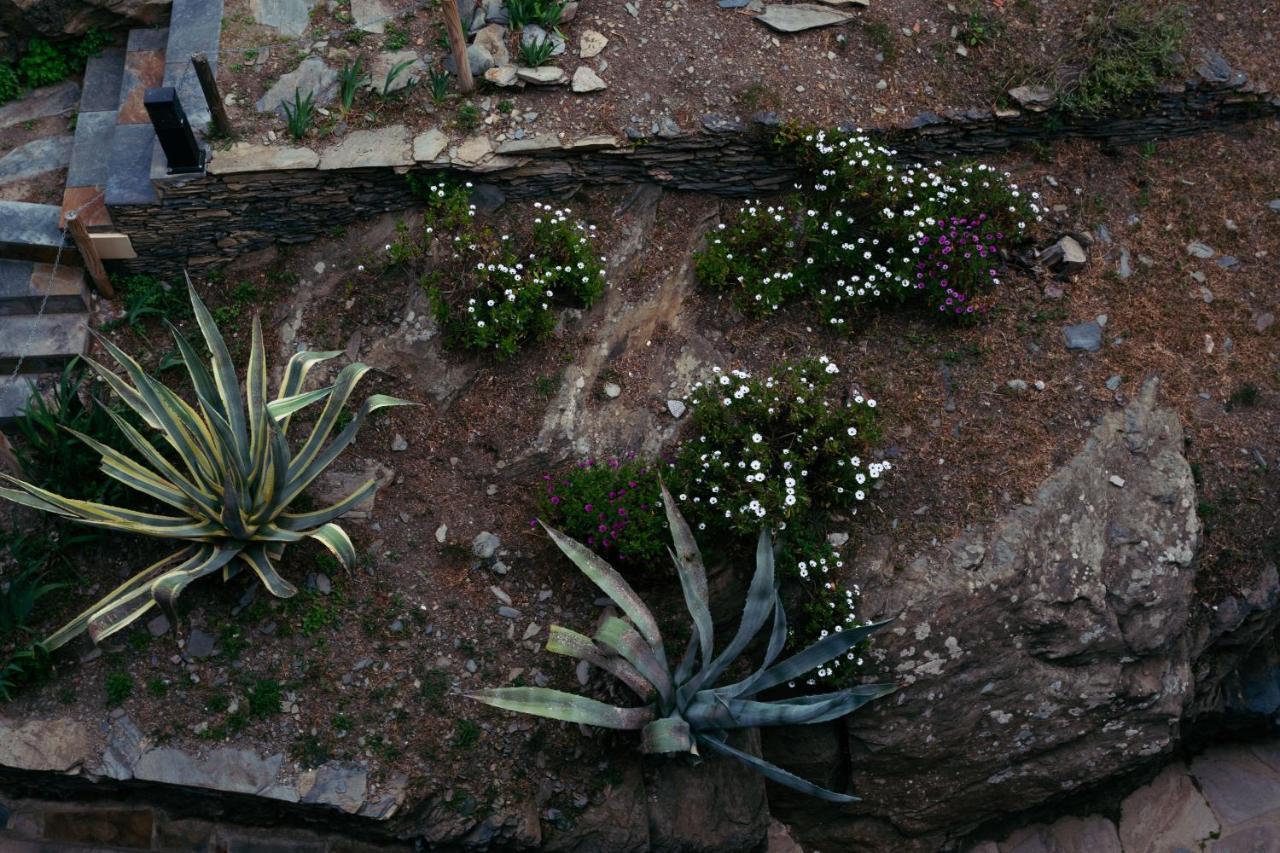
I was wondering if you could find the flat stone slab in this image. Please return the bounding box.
[0,136,73,186]
[0,260,88,315]
[0,201,62,255]
[0,81,79,130]
[1063,320,1103,352]
[299,762,368,813]
[66,110,116,188]
[352,0,391,32]
[165,0,224,62]
[318,125,412,169]
[250,0,318,37]
[1119,766,1219,852]
[104,123,157,206]
[572,65,607,93]
[0,313,90,373]
[134,747,287,797]
[256,56,340,115]
[0,718,93,772]
[80,47,126,112]
[412,129,448,162]
[754,3,854,32]
[1190,745,1280,827]
[516,66,566,85]
[209,143,320,174]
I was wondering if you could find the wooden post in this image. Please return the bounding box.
[65,211,114,298]
[191,52,233,138]
[443,0,475,94]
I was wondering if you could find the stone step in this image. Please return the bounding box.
[0,827,158,852]
[0,258,91,315]
[0,201,76,264]
[164,0,224,134]
[0,373,43,422]
[0,313,90,374]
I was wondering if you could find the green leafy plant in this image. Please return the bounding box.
[0,645,48,702]
[0,65,21,105]
[381,59,415,97]
[428,68,450,105]
[0,565,64,641]
[282,88,316,140]
[103,274,191,332]
[518,36,556,68]
[70,27,110,68]
[12,358,130,503]
[18,39,69,88]
[248,677,282,716]
[505,0,539,28]
[536,0,568,30]
[0,281,414,651]
[337,57,367,115]
[470,485,894,801]
[455,102,480,132]
[958,9,1003,48]
[383,21,410,51]
[1060,2,1187,115]
[105,671,133,706]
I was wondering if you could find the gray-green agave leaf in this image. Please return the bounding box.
[467,482,895,803]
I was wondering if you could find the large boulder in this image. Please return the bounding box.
[765,379,1271,850]
[0,0,170,40]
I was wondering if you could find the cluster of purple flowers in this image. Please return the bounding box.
[536,453,668,567]
[915,214,1005,317]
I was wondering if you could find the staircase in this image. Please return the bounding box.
[0,0,222,421]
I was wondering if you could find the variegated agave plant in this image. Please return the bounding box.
[0,281,413,651]
[469,484,895,802]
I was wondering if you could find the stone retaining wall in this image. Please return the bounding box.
[109,60,1278,277]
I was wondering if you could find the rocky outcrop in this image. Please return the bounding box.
[0,0,170,40]
[765,380,1279,850]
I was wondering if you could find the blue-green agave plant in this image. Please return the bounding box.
[469,483,895,802]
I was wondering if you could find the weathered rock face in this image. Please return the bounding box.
[0,0,170,40]
[766,380,1279,850]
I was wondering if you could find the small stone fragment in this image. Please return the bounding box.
[579,29,608,58]
[435,524,448,543]
[1109,475,1126,488]
[391,434,408,451]
[603,382,621,398]
[472,531,501,559]
[1186,241,1215,259]
[1063,321,1103,352]
[667,399,686,418]
[572,66,606,93]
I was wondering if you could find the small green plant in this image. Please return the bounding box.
[105,671,134,707]
[0,566,64,642]
[453,718,481,748]
[1228,383,1260,409]
[18,39,69,88]
[147,677,169,697]
[0,282,413,651]
[383,21,410,51]
[381,58,415,96]
[455,102,480,131]
[0,65,20,105]
[0,645,48,702]
[282,88,316,140]
[518,36,556,68]
[536,0,567,30]
[70,27,110,68]
[497,99,514,115]
[958,8,1003,48]
[300,598,339,635]
[420,667,450,710]
[103,274,191,332]
[248,678,282,716]
[469,486,894,801]
[505,0,539,28]
[862,20,898,63]
[337,57,367,115]
[428,68,450,104]
[1060,3,1187,115]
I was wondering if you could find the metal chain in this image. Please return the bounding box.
[7,188,106,381]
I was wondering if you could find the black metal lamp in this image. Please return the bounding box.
[144,86,206,174]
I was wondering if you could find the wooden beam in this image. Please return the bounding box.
[65,211,114,298]
[443,1,475,94]
[191,52,233,138]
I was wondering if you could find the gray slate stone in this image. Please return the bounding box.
[0,136,73,186]
[186,629,216,659]
[251,0,318,37]
[0,81,79,130]
[473,531,500,559]
[135,746,284,795]
[1063,320,1103,351]
[256,57,340,115]
[1269,200,1280,213]
[1187,241,1215,259]
[352,0,392,32]
[301,761,368,813]
[754,3,853,32]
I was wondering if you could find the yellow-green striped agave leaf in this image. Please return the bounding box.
[0,280,416,651]
[468,487,898,803]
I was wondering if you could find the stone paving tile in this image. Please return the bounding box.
[105,124,158,205]
[117,49,165,125]
[65,110,116,187]
[1119,764,1220,853]
[1190,744,1280,828]
[125,27,168,52]
[163,59,213,134]
[59,186,112,230]
[166,0,224,62]
[0,260,35,310]
[1208,822,1280,853]
[0,202,63,255]
[79,47,126,112]
[0,137,73,186]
